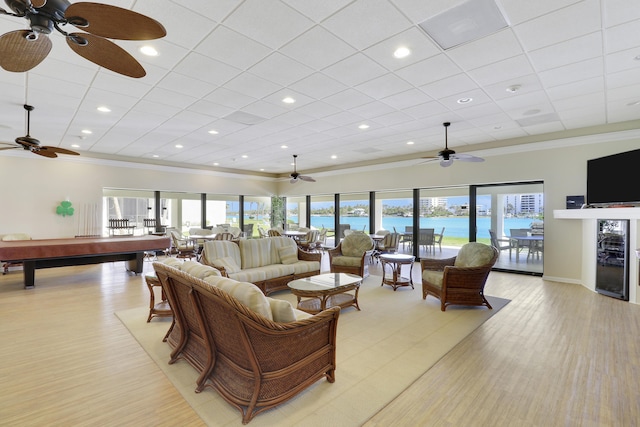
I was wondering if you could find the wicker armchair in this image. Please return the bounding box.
[420,242,498,311]
[328,232,374,278]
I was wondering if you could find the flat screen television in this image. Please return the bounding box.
[587,148,640,205]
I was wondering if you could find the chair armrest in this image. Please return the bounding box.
[441,265,493,289]
[297,248,321,262]
[420,256,456,271]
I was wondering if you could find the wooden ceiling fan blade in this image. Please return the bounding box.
[65,3,166,40]
[31,148,57,158]
[42,146,80,156]
[66,33,146,78]
[0,145,19,151]
[0,30,52,72]
[31,0,47,7]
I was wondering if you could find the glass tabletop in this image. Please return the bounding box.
[288,273,361,292]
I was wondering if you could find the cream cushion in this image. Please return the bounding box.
[159,257,183,268]
[211,257,241,274]
[180,260,221,279]
[454,242,496,267]
[2,233,31,241]
[278,245,298,265]
[266,297,296,322]
[203,276,272,320]
[341,233,373,257]
[239,238,272,269]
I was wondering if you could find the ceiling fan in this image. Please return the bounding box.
[290,154,315,184]
[422,122,484,167]
[0,0,166,78]
[0,104,80,158]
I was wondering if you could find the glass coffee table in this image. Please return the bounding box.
[287,273,362,314]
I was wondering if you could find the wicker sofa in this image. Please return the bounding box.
[153,260,340,424]
[200,236,321,295]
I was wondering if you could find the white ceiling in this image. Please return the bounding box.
[0,0,639,177]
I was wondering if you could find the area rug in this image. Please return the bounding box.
[115,275,509,427]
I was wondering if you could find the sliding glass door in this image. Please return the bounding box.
[474,182,544,275]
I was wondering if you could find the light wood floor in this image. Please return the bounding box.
[1,258,638,426]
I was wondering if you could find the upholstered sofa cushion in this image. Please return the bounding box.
[341,233,373,257]
[211,256,241,274]
[181,260,221,279]
[203,240,242,267]
[239,238,272,269]
[290,260,320,275]
[278,245,298,264]
[159,257,183,268]
[266,297,311,322]
[227,269,268,284]
[422,270,444,290]
[455,242,496,267]
[269,236,297,263]
[204,275,272,320]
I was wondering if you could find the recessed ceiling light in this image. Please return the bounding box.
[81,129,92,134]
[282,97,296,104]
[71,144,80,148]
[358,124,370,130]
[331,155,337,159]
[208,129,219,135]
[97,106,111,113]
[393,46,411,58]
[152,154,159,158]
[213,162,219,166]
[241,155,248,158]
[175,144,183,148]
[456,97,473,104]
[140,45,158,56]
[506,85,521,93]
[281,145,288,149]
[259,168,265,171]
[406,141,415,145]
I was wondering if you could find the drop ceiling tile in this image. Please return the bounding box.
[170,0,243,25]
[558,106,607,129]
[144,87,197,109]
[528,32,602,72]
[289,73,349,99]
[242,100,290,120]
[323,89,375,110]
[605,19,640,54]
[204,88,257,110]
[403,101,450,120]
[499,0,584,26]
[322,0,412,50]
[263,89,315,109]
[546,77,604,101]
[276,110,316,126]
[420,74,479,100]
[370,111,414,127]
[135,1,216,50]
[295,101,342,119]
[395,54,462,87]
[350,101,397,119]
[607,83,640,102]
[483,74,545,101]
[138,39,191,71]
[355,73,413,99]
[323,111,365,126]
[248,52,314,86]
[603,0,640,27]
[321,53,388,86]
[281,26,358,71]
[223,73,282,99]
[223,0,314,49]
[446,29,523,71]
[362,27,441,71]
[467,55,536,86]
[538,57,604,88]
[513,0,601,51]
[194,26,272,70]
[188,100,235,119]
[174,52,242,86]
[606,48,640,74]
[281,0,354,22]
[607,68,640,89]
[382,89,432,110]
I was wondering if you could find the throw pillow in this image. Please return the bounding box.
[212,256,241,274]
[278,245,298,265]
[266,297,297,322]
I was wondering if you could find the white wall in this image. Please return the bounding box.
[2,133,639,289]
[0,154,276,239]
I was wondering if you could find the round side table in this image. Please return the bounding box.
[379,253,415,291]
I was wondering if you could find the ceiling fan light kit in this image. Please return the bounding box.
[421,122,485,167]
[0,0,166,78]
